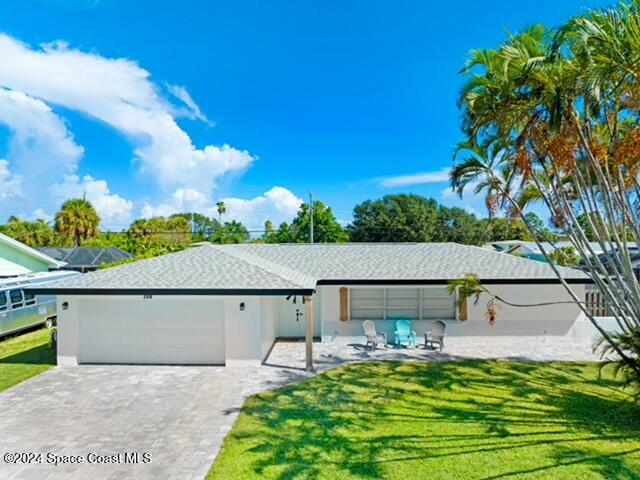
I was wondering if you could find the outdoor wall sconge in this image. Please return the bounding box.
[61,302,69,310]
[239,302,245,311]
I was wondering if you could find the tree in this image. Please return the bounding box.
[54,198,100,247]
[434,206,488,245]
[263,222,293,243]
[264,220,274,233]
[85,217,191,264]
[482,218,532,242]
[548,246,580,267]
[292,201,348,243]
[348,195,439,242]
[210,220,250,244]
[452,3,640,394]
[524,212,558,242]
[169,213,218,241]
[216,201,226,223]
[129,216,191,244]
[266,201,348,243]
[0,216,55,247]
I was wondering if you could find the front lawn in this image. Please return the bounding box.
[209,361,640,480]
[0,328,55,392]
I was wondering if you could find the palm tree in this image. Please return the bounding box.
[54,198,101,247]
[216,201,226,224]
[2,216,54,247]
[452,3,640,377]
[451,138,515,217]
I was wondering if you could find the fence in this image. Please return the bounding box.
[585,287,611,317]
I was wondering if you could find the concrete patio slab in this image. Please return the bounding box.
[267,333,604,372]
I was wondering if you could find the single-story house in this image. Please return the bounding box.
[30,243,590,369]
[37,247,133,272]
[0,232,65,277]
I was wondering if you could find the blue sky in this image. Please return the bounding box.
[0,0,611,229]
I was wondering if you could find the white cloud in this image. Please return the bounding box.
[0,88,83,177]
[380,168,450,188]
[441,186,457,198]
[0,159,22,199]
[141,187,211,218]
[221,187,303,228]
[52,175,134,227]
[440,182,486,217]
[141,186,303,229]
[0,87,132,227]
[29,208,52,222]
[167,84,213,126]
[0,34,255,192]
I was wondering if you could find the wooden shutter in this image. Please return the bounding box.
[339,287,349,321]
[458,296,468,321]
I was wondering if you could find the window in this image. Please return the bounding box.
[385,288,419,319]
[9,289,23,309]
[421,288,455,320]
[349,287,455,321]
[0,292,7,312]
[350,289,384,320]
[23,290,36,306]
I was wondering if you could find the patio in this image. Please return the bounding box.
[265,334,603,372]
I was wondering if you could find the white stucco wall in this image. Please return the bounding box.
[277,296,322,338]
[56,283,588,367]
[260,296,278,360]
[224,297,264,367]
[56,295,79,366]
[318,284,586,340]
[56,294,282,367]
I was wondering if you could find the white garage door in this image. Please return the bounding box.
[78,299,225,365]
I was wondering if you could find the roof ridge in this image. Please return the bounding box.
[209,245,317,289]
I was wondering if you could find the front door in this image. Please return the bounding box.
[279,297,306,338]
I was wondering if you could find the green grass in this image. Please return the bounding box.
[208,361,640,480]
[0,328,55,392]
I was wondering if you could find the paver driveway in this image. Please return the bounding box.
[0,365,307,480]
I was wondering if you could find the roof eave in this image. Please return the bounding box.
[26,287,316,296]
[316,278,592,285]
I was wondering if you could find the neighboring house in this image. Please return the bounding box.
[37,247,133,273]
[31,243,590,369]
[487,240,638,263]
[0,232,65,277]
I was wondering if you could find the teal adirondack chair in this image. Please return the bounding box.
[394,319,416,347]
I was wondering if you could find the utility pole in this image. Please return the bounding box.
[309,192,314,244]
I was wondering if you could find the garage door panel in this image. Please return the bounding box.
[78,299,225,365]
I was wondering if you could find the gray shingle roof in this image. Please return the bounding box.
[30,245,315,293]
[228,243,587,282]
[30,242,589,295]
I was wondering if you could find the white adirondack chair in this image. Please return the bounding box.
[362,320,387,350]
[424,320,446,351]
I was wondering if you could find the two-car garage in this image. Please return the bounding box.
[74,298,226,365]
[52,294,285,367]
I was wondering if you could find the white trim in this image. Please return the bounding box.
[0,232,65,268]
